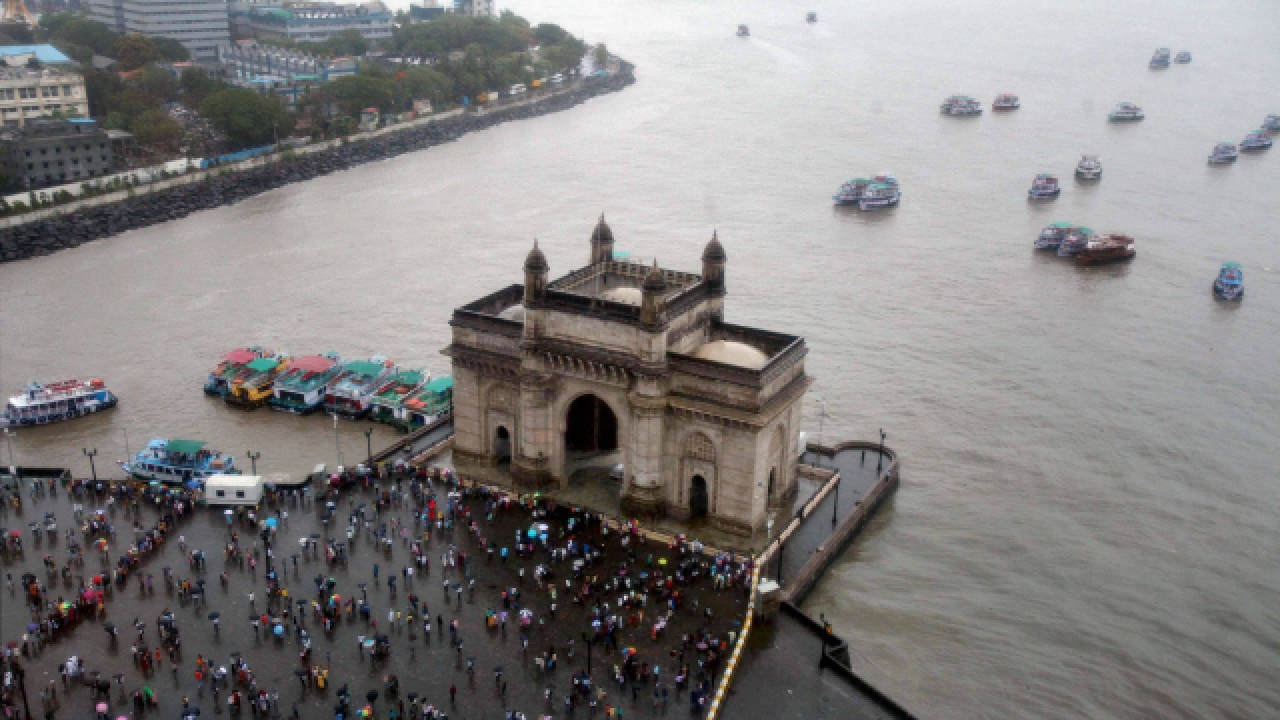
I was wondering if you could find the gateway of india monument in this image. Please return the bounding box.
[445,217,812,535]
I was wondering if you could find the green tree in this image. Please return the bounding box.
[136,65,180,103]
[115,34,159,71]
[46,15,117,56]
[200,87,293,150]
[319,74,393,116]
[150,37,190,62]
[130,108,183,151]
[396,66,453,107]
[179,66,221,105]
[327,28,368,57]
[0,22,34,43]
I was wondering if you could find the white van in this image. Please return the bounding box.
[510,83,527,95]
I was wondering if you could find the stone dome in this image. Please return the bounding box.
[643,261,667,293]
[692,340,769,369]
[524,240,548,273]
[590,214,614,244]
[702,231,726,263]
[497,304,525,322]
[601,287,643,305]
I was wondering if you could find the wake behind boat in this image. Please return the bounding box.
[1,379,117,428]
[119,438,236,484]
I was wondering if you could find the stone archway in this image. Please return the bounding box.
[494,426,512,465]
[690,475,709,518]
[565,394,618,454]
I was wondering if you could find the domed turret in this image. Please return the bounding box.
[641,260,667,328]
[590,213,615,265]
[702,230,726,297]
[524,240,548,306]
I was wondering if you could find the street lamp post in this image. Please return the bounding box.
[877,429,886,474]
[247,451,261,476]
[82,447,98,482]
[364,428,374,470]
[3,427,14,470]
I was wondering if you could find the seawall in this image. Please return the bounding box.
[0,64,635,264]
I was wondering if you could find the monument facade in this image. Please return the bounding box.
[446,217,811,534]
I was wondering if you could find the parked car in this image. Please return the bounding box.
[550,73,565,85]
[510,83,527,95]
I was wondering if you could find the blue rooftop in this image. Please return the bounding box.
[0,44,73,64]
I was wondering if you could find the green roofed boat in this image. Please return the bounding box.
[324,356,397,419]
[118,438,237,484]
[369,368,429,427]
[403,377,453,429]
[270,353,343,414]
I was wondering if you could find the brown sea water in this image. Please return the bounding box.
[3,0,1280,716]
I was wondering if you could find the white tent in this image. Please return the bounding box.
[205,474,264,506]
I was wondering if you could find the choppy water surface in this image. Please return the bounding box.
[3,0,1280,716]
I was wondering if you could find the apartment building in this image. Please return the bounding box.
[90,0,231,61]
[0,65,88,128]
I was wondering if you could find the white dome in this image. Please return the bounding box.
[601,287,644,305]
[497,304,525,322]
[692,340,769,369]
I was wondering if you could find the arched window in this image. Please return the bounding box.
[685,432,716,462]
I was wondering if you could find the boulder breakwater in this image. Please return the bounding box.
[0,64,635,264]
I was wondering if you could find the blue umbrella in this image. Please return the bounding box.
[273,624,284,637]
[265,518,278,528]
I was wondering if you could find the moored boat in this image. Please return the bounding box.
[269,353,343,414]
[992,94,1020,111]
[1240,131,1272,151]
[1057,226,1094,257]
[1035,222,1074,250]
[1150,47,1171,67]
[403,377,454,429]
[806,12,817,23]
[1108,102,1144,122]
[324,356,397,418]
[1263,115,1280,133]
[119,439,236,484]
[1075,155,1102,179]
[833,178,869,206]
[1028,174,1061,199]
[226,355,290,410]
[1,379,117,428]
[1208,142,1238,163]
[859,175,900,210]
[369,368,430,428]
[204,348,268,397]
[737,24,749,37]
[1174,51,1191,63]
[1076,234,1136,265]
[1213,262,1243,300]
[940,95,982,116]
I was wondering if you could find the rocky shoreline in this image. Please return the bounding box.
[0,64,635,264]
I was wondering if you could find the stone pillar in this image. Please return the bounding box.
[511,368,554,489]
[622,378,666,514]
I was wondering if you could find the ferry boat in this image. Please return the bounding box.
[737,24,749,37]
[1174,51,1191,64]
[226,355,290,410]
[324,356,397,418]
[940,95,982,116]
[403,377,454,429]
[860,179,901,210]
[1075,155,1102,179]
[204,348,269,397]
[1240,131,1272,151]
[806,12,817,23]
[1149,47,1171,67]
[1028,174,1061,199]
[368,368,429,427]
[1208,142,1238,164]
[1057,226,1094,257]
[1213,262,1243,300]
[833,178,866,206]
[119,439,236,484]
[1108,102,1145,122]
[1076,234,1136,265]
[992,94,1020,111]
[1263,115,1280,133]
[1035,222,1074,250]
[269,353,343,414]
[1,379,117,428]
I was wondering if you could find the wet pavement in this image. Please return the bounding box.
[2,472,750,719]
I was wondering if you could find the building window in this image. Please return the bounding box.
[61,85,72,96]
[41,162,47,169]
[25,163,31,170]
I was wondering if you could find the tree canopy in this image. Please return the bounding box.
[200,87,293,149]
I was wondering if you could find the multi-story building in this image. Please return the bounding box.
[89,0,231,62]
[0,118,118,190]
[216,40,357,109]
[227,0,282,34]
[249,2,392,44]
[451,0,493,18]
[0,63,89,128]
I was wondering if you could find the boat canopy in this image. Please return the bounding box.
[222,349,258,364]
[287,355,337,373]
[1222,262,1242,270]
[166,439,207,455]
[246,358,279,373]
[344,361,387,377]
[1051,221,1074,228]
[425,377,454,393]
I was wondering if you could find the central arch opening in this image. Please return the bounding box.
[565,394,618,454]
[494,426,511,465]
[690,475,709,518]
